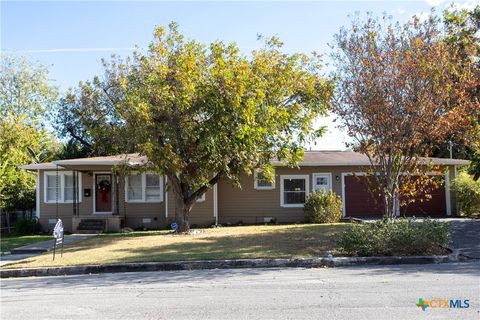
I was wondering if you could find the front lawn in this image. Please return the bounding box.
[2,224,348,269]
[1,235,53,252]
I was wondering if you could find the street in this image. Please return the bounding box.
[1,261,479,320]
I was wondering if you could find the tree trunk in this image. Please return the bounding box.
[174,195,191,233]
[382,174,400,220]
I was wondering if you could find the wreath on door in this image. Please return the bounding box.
[97,179,111,192]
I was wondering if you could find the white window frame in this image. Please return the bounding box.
[197,192,206,202]
[280,174,309,208]
[44,171,82,204]
[125,172,163,203]
[312,173,332,193]
[254,170,276,190]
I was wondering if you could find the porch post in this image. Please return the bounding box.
[115,172,120,215]
[72,170,77,217]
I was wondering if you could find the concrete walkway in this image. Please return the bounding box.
[0,234,95,266]
[449,219,480,259]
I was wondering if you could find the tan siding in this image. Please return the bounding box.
[217,166,350,223]
[190,188,215,226]
[217,165,454,223]
[37,164,456,231]
[39,169,168,231]
[165,186,215,226]
[118,173,166,229]
[39,169,92,231]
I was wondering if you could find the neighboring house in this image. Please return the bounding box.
[21,151,469,232]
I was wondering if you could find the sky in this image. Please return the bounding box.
[1,0,477,150]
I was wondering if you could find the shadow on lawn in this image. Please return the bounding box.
[2,224,347,269]
[107,224,347,263]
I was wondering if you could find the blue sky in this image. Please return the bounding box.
[1,0,476,149]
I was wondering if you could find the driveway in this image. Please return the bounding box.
[1,262,479,320]
[449,219,480,258]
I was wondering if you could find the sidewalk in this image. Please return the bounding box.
[0,234,95,266]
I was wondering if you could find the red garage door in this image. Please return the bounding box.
[400,176,447,217]
[344,176,384,218]
[344,175,448,218]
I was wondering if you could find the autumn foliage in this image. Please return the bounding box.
[332,13,479,218]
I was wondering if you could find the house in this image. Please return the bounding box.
[21,151,469,232]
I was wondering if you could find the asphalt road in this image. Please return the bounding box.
[1,262,479,320]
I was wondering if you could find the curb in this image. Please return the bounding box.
[0,253,470,278]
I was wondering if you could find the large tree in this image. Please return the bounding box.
[331,13,479,218]
[55,75,137,158]
[433,5,480,179]
[0,55,59,217]
[0,55,57,123]
[104,23,332,232]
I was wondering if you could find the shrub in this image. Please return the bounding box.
[304,190,343,223]
[451,171,480,217]
[338,218,449,256]
[14,217,42,235]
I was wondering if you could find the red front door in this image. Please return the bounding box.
[95,174,112,212]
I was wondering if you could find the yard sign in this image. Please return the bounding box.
[52,219,64,260]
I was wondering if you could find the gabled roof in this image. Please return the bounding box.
[21,151,469,170]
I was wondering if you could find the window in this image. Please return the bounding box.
[280,175,309,207]
[312,173,332,193]
[64,174,74,201]
[44,171,82,203]
[127,173,143,201]
[145,173,161,201]
[197,193,206,202]
[46,175,58,203]
[126,172,163,202]
[254,170,275,190]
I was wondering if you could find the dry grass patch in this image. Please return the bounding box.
[3,224,348,269]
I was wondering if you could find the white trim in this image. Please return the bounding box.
[44,171,82,204]
[312,173,332,192]
[254,170,276,190]
[213,183,218,225]
[445,173,451,216]
[165,176,168,218]
[93,172,114,214]
[21,164,65,170]
[341,173,346,217]
[453,165,458,215]
[280,174,309,208]
[36,170,40,218]
[124,172,164,203]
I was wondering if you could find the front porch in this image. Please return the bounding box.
[56,166,126,233]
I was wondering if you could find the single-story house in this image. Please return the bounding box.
[21,151,469,232]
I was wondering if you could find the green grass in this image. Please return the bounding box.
[3,224,349,269]
[0,235,53,252]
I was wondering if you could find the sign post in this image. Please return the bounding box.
[52,219,64,260]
